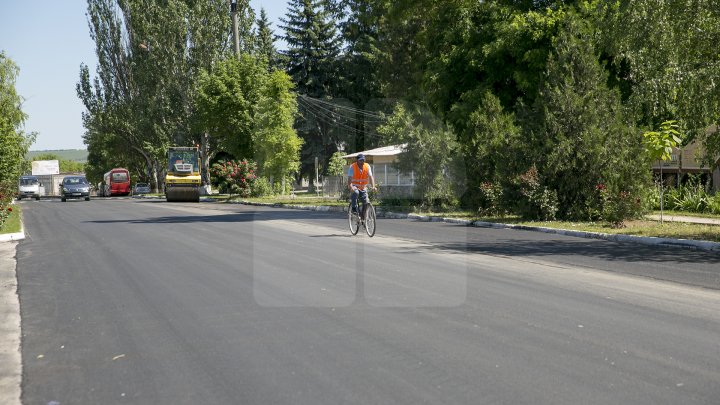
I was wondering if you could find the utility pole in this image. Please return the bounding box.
[230,0,240,57]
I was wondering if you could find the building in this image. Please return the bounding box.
[341,145,415,197]
[651,140,720,191]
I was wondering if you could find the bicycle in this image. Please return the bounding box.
[348,197,376,237]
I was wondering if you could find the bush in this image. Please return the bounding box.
[708,193,720,215]
[273,176,295,195]
[514,166,559,220]
[656,176,713,214]
[598,184,643,227]
[478,182,504,216]
[0,181,15,229]
[210,159,257,197]
[251,176,274,197]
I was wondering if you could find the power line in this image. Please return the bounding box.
[298,94,388,120]
[296,97,389,140]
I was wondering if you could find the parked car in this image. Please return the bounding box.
[133,183,151,195]
[60,176,91,202]
[18,175,41,200]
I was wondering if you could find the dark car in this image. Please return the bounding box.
[60,176,91,202]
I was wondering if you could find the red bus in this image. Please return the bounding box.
[102,168,131,196]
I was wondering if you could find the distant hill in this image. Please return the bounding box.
[26,149,88,162]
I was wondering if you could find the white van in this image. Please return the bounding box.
[18,175,41,200]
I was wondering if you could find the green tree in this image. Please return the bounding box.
[79,0,231,193]
[332,0,384,152]
[281,0,343,182]
[0,52,36,198]
[529,11,649,220]
[602,0,720,167]
[643,120,683,223]
[459,91,524,210]
[378,103,464,208]
[253,70,303,185]
[327,151,347,176]
[255,8,281,69]
[194,55,267,161]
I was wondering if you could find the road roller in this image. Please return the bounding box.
[165,146,201,202]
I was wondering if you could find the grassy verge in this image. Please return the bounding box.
[0,205,22,235]
[511,219,720,243]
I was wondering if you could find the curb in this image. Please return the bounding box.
[235,201,720,252]
[0,230,24,243]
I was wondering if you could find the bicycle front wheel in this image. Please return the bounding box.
[364,203,376,237]
[348,203,360,235]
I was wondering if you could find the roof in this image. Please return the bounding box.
[341,144,407,159]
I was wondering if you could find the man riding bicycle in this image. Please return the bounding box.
[348,154,376,217]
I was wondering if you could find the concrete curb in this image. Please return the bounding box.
[0,230,24,243]
[235,201,720,252]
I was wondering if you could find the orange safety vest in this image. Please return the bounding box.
[350,162,371,190]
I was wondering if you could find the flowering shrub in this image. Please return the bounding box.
[478,182,503,217]
[0,181,15,229]
[210,159,257,198]
[515,166,559,220]
[597,183,643,227]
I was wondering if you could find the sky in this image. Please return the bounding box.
[0,0,289,151]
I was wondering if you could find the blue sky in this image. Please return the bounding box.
[0,0,288,151]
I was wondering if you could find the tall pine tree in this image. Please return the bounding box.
[281,0,342,181]
[255,8,280,69]
[334,0,384,152]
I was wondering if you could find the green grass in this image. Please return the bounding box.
[0,205,22,234]
[512,219,720,243]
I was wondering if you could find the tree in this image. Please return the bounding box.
[327,151,347,176]
[459,91,524,210]
[602,0,720,167]
[253,70,303,186]
[281,0,343,181]
[255,8,281,69]
[643,120,683,223]
[529,11,649,220]
[332,0,384,152]
[378,103,464,208]
[194,55,267,161]
[0,52,36,199]
[78,0,232,193]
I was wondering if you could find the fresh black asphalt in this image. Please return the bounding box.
[15,198,720,404]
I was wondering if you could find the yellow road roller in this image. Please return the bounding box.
[165,146,201,202]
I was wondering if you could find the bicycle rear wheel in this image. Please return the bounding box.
[364,203,376,237]
[348,203,360,235]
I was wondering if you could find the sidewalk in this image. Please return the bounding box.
[0,241,21,405]
[645,214,720,225]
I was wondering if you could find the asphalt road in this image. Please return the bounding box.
[15,198,720,405]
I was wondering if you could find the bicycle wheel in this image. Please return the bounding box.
[364,203,376,237]
[348,202,360,235]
